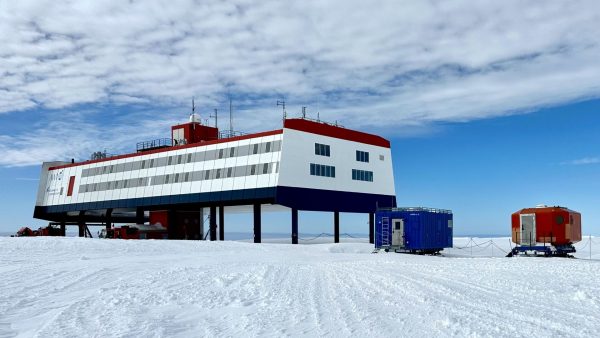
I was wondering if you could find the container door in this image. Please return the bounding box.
[391,219,404,247]
[520,214,536,246]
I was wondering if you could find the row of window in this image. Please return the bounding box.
[81,140,281,178]
[315,143,372,164]
[352,169,374,182]
[310,163,336,178]
[78,162,278,193]
[356,150,369,163]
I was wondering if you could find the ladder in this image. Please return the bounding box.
[381,217,390,247]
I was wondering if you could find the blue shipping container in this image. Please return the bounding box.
[375,207,453,252]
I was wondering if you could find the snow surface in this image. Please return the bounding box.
[1,236,599,337]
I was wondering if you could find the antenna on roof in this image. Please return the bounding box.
[229,98,233,135]
[277,100,286,126]
[210,109,218,135]
[302,106,306,119]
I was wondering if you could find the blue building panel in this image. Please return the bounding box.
[375,207,453,252]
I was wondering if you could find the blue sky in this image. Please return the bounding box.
[0,1,599,235]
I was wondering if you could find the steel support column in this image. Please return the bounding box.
[219,206,225,241]
[210,206,217,241]
[78,211,85,237]
[334,211,340,243]
[291,208,298,244]
[60,221,66,237]
[105,208,113,231]
[369,212,374,244]
[136,207,145,225]
[253,203,261,243]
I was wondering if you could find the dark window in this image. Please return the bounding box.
[141,161,146,169]
[216,169,221,179]
[263,163,269,174]
[253,144,259,154]
[175,173,180,183]
[230,147,235,157]
[177,155,182,164]
[150,159,155,167]
[356,150,369,163]
[168,156,173,165]
[187,154,192,163]
[315,143,330,157]
[265,142,271,152]
[227,167,233,177]
[184,172,190,182]
[309,163,335,178]
[251,165,256,175]
[352,169,373,182]
[165,175,170,184]
[205,170,210,180]
[218,149,224,159]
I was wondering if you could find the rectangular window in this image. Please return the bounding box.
[352,169,374,182]
[175,173,180,183]
[177,155,183,164]
[262,163,269,174]
[265,142,271,152]
[141,160,146,169]
[253,144,259,154]
[356,150,369,163]
[309,163,335,178]
[218,149,224,159]
[168,156,173,165]
[315,143,330,157]
[187,154,192,163]
[149,159,155,168]
[184,172,190,182]
[165,175,170,184]
[227,167,233,177]
[230,147,235,157]
[251,165,256,175]
[205,170,210,180]
[216,169,221,179]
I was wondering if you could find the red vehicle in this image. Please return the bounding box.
[102,225,168,239]
[15,225,64,237]
[509,205,582,256]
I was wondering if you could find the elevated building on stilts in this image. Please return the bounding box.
[33,112,396,243]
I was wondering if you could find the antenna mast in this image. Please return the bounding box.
[229,98,233,134]
[277,100,286,125]
[210,109,218,135]
[302,106,306,119]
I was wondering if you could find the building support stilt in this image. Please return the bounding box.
[369,212,375,244]
[210,206,217,241]
[105,208,113,232]
[253,203,261,243]
[136,207,144,225]
[78,211,85,237]
[291,208,298,244]
[334,211,340,243]
[219,206,225,241]
[60,222,66,236]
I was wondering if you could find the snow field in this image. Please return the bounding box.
[0,237,599,337]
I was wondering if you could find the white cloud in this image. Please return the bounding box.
[0,0,599,166]
[563,157,600,166]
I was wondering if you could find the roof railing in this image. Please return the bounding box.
[377,207,453,214]
[136,138,173,152]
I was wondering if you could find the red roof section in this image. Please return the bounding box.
[283,118,390,148]
[49,129,283,171]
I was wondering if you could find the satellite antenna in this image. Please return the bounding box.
[277,100,286,125]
